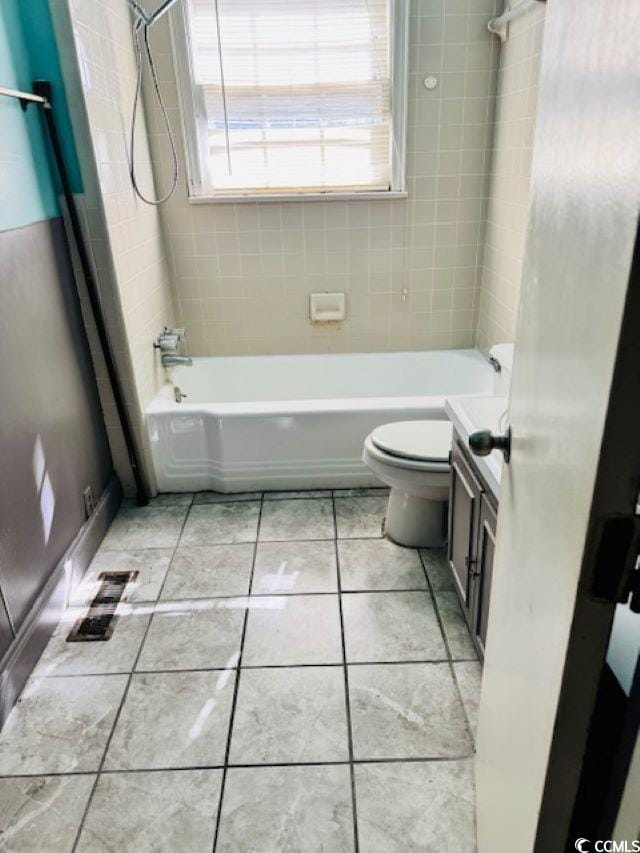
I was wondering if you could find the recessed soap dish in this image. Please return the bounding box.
[309,292,346,322]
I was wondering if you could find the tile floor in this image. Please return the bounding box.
[0,489,481,852]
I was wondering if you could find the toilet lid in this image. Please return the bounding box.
[371,420,453,462]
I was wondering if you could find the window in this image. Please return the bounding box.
[172,0,408,200]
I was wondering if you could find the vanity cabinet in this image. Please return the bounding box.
[448,434,498,660]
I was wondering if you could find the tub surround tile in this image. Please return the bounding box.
[0,774,95,851]
[258,498,335,541]
[338,539,426,591]
[420,548,454,591]
[194,491,262,504]
[104,670,235,770]
[263,490,332,500]
[33,605,151,677]
[434,591,478,660]
[161,544,254,599]
[354,760,475,852]
[454,660,483,742]
[101,506,188,550]
[136,599,245,671]
[181,502,261,546]
[335,496,388,539]
[216,765,354,852]
[0,676,127,775]
[348,663,472,760]
[229,667,349,764]
[77,770,222,853]
[342,592,446,663]
[242,594,342,666]
[72,549,173,605]
[252,541,337,595]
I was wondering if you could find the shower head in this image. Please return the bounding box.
[127,0,182,27]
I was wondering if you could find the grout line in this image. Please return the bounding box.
[211,492,265,852]
[332,494,360,853]
[418,551,478,750]
[0,754,476,782]
[69,505,193,852]
[96,532,389,555]
[34,657,480,680]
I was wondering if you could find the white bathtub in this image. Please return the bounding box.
[146,348,497,493]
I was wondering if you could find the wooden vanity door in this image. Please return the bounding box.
[448,440,482,626]
[473,492,497,658]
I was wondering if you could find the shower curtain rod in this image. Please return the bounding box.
[0,81,149,506]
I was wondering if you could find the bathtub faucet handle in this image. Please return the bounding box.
[154,327,186,352]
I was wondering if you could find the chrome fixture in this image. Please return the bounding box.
[127,0,181,205]
[174,386,188,403]
[127,0,181,26]
[488,355,502,372]
[488,0,546,43]
[154,327,193,367]
[162,354,193,367]
[154,326,185,353]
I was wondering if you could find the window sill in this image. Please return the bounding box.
[188,190,408,205]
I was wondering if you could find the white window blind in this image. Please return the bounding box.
[184,0,392,196]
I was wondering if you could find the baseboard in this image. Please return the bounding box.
[0,475,122,728]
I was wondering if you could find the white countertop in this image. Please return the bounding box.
[445,395,509,500]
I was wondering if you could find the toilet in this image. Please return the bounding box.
[362,343,514,548]
[362,420,453,548]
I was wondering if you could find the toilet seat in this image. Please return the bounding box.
[370,420,453,464]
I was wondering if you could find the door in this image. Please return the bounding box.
[475,2,640,851]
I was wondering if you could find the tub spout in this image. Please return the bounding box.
[161,354,193,367]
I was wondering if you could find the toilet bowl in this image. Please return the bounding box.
[362,420,452,548]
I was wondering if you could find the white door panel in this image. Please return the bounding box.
[476,2,640,851]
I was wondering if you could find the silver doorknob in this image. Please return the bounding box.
[469,426,511,463]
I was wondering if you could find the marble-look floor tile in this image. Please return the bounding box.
[136,599,245,671]
[0,675,127,775]
[229,666,349,764]
[258,498,335,541]
[104,670,235,770]
[242,595,342,666]
[263,490,332,500]
[420,548,454,591]
[434,591,478,659]
[354,760,475,852]
[77,770,222,853]
[0,774,95,852]
[335,496,387,539]
[338,539,426,591]
[146,493,194,507]
[181,502,261,546]
[348,663,472,760]
[193,491,262,504]
[217,765,354,852]
[252,541,337,595]
[454,661,482,742]
[101,506,188,550]
[333,488,389,497]
[33,604,150,677]
[71,549,173,605]
[161,544,254,599]
[342,592,446,663]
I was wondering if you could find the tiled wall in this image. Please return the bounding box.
[50,0,178,492]
[476,4,545,351]
[143,0,500,356]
